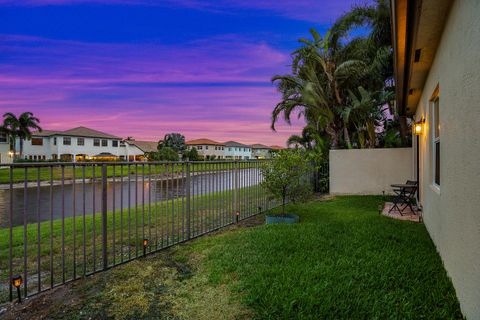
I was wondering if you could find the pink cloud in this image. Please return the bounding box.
[0,34,303,146]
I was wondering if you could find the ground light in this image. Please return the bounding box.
[12,275,22,303]
[235,211,240,223]
[143,238,149,257]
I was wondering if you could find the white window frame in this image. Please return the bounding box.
[431,96,440,189]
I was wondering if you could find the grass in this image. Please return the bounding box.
[0,161,259,184]
[0,183,272,303]
[1,196,463,319]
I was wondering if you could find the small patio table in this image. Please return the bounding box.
[389,183,418,215]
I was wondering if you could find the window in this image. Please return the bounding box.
[205,146,209,150]
[229,148,232,151]
[432,97,440,186]
[0,132,7,143]
[198,146,203,150]
[63,137,71,145]
[31,138,43,146]
[77,138,85,146]
[53,137,57,145]
[112,140,118,147]
[94,139,100,146]
[102,139,108,147]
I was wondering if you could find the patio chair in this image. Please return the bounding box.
[389,180,418,215]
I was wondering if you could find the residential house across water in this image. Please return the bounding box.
[250,144,272,159]
[0,131,12,164]
[224,141,252,160]
[16,126,146,161]
[186,138,225,159]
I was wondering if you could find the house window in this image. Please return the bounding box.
[94,139,100,146]
[229,148,232,151]
[112,140,118,147]
[53,137,57,145]
[0,133,7,143]
[77,138,85,146]
[102,139,108,147]
[63,137,71,145]
[432,97,440,186]
[31,138,43,146]
[197,146,202,150]
[205,146,209,150]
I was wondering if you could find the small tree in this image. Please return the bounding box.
[261,149,312,215]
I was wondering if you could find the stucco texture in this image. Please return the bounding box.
[329,148,413,195]
[414,1,480,318]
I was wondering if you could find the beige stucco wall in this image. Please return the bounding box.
[413,1,480,318]
[329,148,413,195]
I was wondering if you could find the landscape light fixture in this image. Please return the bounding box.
[12,275,22,303]
[235,211,240,223]
[414,118,425,135]
[142,238,149,257]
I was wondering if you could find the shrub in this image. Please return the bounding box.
[261,149,312,215]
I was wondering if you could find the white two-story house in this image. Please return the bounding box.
[18,126,145,161]
[186,138,225,159]
[224,141,252,160]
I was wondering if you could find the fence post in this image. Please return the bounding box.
[234,161,240,223]
[185,161,191,239]
[101,164,108,270]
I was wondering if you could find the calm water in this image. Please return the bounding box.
[0,169,261,227]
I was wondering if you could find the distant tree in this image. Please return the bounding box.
[158,133,186,152]
[2,112,42,159]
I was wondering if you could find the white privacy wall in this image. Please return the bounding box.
[329,148,413,195]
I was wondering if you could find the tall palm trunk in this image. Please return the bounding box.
[19,139,24,159]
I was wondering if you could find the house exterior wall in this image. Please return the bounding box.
[19,135,144,161]
[329,148,413,195]
[224,146,252,159]
[251,148,270,159]
[187,145,225,159]
[0,134,12,164]
[413,1,480,318]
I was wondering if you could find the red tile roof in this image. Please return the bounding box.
[186,138,225,146]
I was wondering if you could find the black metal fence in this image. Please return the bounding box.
[0,160,326,303]
[0,161,266,303]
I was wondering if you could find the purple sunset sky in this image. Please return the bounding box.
[0,0,365,145]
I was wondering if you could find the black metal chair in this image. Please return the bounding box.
[389,180,418,215]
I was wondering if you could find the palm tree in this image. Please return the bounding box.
[272,28,368,149]
[330,0,408,145]
[2,112,42,159]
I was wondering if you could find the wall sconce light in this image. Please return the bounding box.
[12,275,23,303]
[414,118,425,135]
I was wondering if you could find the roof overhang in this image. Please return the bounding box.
[391,0,452,116]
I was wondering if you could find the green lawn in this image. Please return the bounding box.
[0,161,259,184]
[1,196,463,319]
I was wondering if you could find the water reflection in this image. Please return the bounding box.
[0,169,261,227]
